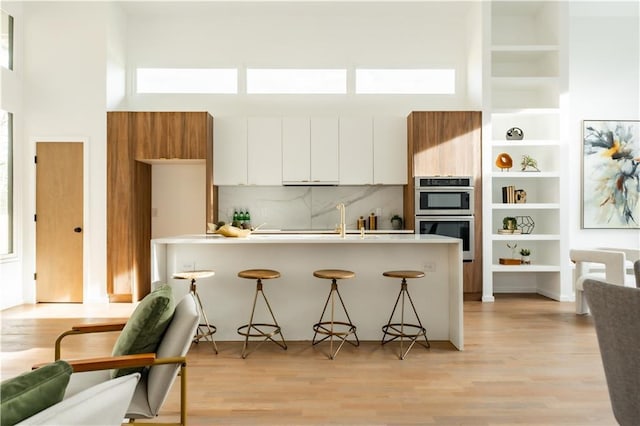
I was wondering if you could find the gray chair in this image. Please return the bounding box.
[583,279,640,425]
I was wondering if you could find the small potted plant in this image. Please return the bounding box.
[519,248,531,264]
[390,214,403,230]
[503,217,517,231]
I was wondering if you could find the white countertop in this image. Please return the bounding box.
[152,233,460,245]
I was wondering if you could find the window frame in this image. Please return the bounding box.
[1,9,13,71]
[355,68,456,95]
[135,68,239,94]
[0,110,14,258]
[246,68,347,94]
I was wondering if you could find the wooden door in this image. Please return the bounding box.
[36,142,83,302]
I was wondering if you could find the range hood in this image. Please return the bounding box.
[282,181,339,186]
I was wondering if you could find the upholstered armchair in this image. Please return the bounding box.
[16,285,200,425]
[583,279,640,425]
[50,285,198,426]
[570,248,637,314]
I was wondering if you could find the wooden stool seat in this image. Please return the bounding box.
[381,270,429,360]
[172,269,218,353]
[313,269,355,280]
[382,270,425,280]
[237,268,286,358]
[238,269,281,280]
[172,270,215,281]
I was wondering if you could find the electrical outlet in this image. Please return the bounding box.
[424,262,436,273]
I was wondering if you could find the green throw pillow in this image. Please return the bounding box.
[111,284,175,378]
[0,360,72,426]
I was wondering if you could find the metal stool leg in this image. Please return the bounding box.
[381,279,429,359]
[312,280,359,359]
[190,279,218,354]
[239,279,287,359]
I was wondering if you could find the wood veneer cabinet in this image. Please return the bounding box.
[107,111,215,302]
[133,112,207,160]
[404,111,483,298]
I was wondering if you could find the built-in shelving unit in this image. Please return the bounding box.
[482,1,570,301]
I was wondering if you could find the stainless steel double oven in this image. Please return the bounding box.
[414,176,475,261]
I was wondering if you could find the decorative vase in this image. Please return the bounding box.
[506,127,524,140]
[521,256,531,265]
[391,217,403,230]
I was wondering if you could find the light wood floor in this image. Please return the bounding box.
[1,295,615,425]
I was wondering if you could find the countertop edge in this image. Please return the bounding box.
[152,234,461,245]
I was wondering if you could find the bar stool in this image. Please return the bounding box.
[237,269,287,359]
[381,270,430,360]
[172,270,218,354]
[312,269,360,359]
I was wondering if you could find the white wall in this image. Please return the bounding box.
[123,1,480,115]
[20,2,111,304]
[151,164,206,238]
[568,1,640,249]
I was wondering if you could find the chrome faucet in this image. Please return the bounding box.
[336,203,346,238]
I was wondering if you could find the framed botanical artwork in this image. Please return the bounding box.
[582,120,640,229]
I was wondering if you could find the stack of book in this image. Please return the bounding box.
[502,185,516,203]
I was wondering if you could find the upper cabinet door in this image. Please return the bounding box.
[247,117,282,185]
[310,117,339,183]
[282,117,311,183]
[131,112,208,160]
[373,116,407,184]
[214,117,247,185]
[339,117,373,185]
[156,112,184,159]
[182,112,208,159]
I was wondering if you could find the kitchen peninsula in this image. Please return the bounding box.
[151,233,463,349]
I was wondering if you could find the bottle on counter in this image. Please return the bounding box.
[244,210,251,229]
[357,216,366,230]
[368,212,377,230]
[232,211,241,228]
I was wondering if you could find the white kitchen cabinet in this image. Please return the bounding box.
[339,117,373,184]
[282,117,311,183]
[311,117,339,183]
[213,117,247,185]
[373,116,407,185]
[247,117,282,185]
[282,117,339,184]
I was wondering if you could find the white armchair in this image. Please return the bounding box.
[570,248,639,314]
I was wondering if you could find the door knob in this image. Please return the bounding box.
[74,227,82,233]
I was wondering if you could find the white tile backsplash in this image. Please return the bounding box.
[218,186,404,230]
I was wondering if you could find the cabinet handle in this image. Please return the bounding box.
[74,227,82,233]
